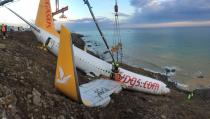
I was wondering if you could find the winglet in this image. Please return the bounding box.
[55,26,81,102]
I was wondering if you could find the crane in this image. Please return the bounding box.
[112,0,123,63]
[52,0,68,19]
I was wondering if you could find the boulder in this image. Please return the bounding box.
[0,43,6,49]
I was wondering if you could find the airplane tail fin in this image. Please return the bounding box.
[55,26,81,102]
[35,0,59,37]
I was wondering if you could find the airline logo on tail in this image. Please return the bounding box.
[56,66,71,84]
[44,0,52,28]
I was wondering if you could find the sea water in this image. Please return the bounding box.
[69,26,210,84]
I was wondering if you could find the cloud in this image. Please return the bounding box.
[62,0,210,29]
[65,17,113,30]
[122,20,210,28]
[129,0,210,23]
[130,0,156,8]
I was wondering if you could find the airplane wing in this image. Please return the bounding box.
[80,79,122,107]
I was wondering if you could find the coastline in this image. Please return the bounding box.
[77,27,210,86]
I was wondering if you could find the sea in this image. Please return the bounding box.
[68,26,210,85]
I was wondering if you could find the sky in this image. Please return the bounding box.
[0,0,210,28]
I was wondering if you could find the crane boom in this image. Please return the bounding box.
[52,0,68,18]
[52,6,68,16]
[83,0,115,63]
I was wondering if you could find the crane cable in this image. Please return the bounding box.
[113,0,123,63]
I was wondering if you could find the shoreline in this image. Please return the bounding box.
[80,32,210,91]
[78,28,210,88]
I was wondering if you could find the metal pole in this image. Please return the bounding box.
[0,0,13,6]
[5,6,40,32]
[83,0,115,63]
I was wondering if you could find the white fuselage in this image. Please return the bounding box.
[33,28,170,94]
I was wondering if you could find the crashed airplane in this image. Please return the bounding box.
[1,0,170,107]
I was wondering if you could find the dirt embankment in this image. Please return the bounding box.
[0,31,210,119]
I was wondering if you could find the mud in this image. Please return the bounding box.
[0,31,210,119]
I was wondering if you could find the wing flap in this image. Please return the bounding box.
[80,79,122,107]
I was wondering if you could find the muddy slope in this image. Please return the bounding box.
[0,31,209,119]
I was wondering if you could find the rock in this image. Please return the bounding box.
[127,109,134,113]
[137,112,143,116]
[15,57,20,61]
[8,104,13,109]
[20,80,24,84]
[42,101,48,108]
[197,75,204,79]
[0,73,5,77]
[0,95,17,107]
[194,88,210,100]
[27,94,33,99]
[57,115,65,119]
[83,111,93,119]
[148,100,153,103]
[71,33,85,50]
[70,116,75,119]
[0,43,6,49]
[20,76,24,79]
[34,108,39,112]
[32,88,41,106]
[99,112,105,119]
[195,71,204,79]
[27,66,31,70]
[0,110,7,119]
[13,78,18,81]
[14,114,21,119]
[42,115,46,119]
[49,116,56,119]
[161,115,166,119]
